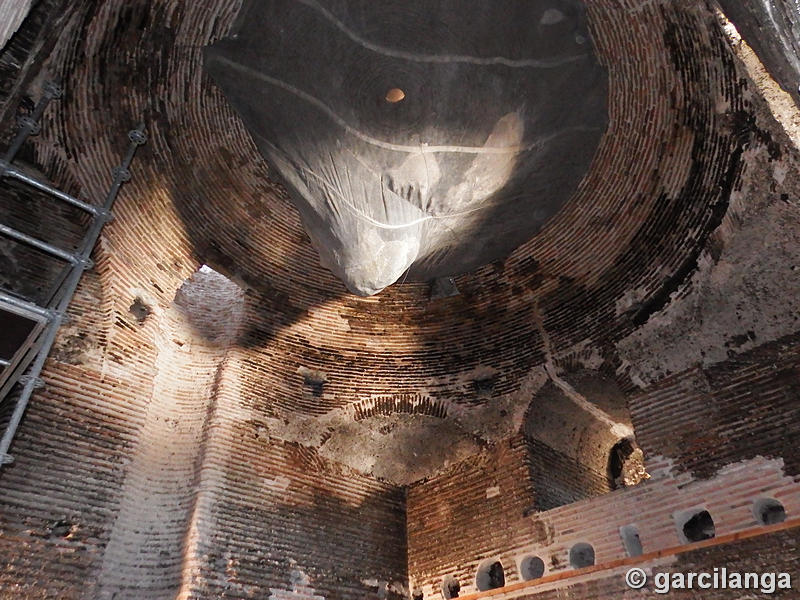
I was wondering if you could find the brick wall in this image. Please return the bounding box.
[407,434,618,596]
[521,378,621,507]
[464,526,800,599]
[175,321,409,600]
[408,449,800,599]
[0,174,88,305]
[0,267,410,600]
[0,0,799,598]
[180,438,408,599]
[407,436,536,596]
[0,361,151,599]
[406,330,800,598]
[526,438,610,512]
[632,333,800,480]
[407,330,800,597]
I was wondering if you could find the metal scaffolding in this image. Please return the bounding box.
[0,82,146,466]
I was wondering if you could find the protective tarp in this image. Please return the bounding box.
[717,0,800,105]
[205,0,608,295]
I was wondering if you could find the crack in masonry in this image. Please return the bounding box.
[533,302,634,438]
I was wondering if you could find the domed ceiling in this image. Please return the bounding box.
[204,0,607,295]
[9,0,792,483]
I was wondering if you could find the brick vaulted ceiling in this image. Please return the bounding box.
[2,0,799,483]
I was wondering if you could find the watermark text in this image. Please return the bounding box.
[625,567,792,594]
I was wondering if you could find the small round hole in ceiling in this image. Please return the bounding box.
[385,87,405,103]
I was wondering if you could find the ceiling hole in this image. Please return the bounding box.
[385,87,406,103]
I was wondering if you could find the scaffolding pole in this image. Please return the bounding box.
[0,83,145,466]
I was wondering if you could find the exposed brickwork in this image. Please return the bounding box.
[525,438,611,512]
[521,379,622,493]
[352,395,450,422]
[408,450,800,598]
[179,437,408,600]
[0,362,151,599]
[407,331,800,597]
[462,526,800,599]
[406,433,618,595]
[407,437,537,596]
[0,0,799,598]
[631,332,800,479]
[93,270,243,599]
[0,173,88,305]
[14,0,768,436]
[1,268,410,599]
[174,312,410,600]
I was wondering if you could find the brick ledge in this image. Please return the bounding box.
[457,517,800,599]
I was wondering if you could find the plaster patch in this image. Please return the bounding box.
[269,565,325,600]
[262,475,291,492]
[617,198,800,385]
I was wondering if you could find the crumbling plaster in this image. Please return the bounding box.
[617,81,800,386]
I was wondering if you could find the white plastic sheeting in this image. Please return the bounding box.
[206,0,608,294]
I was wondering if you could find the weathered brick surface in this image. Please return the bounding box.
[0,363,150,599]
[406,332,800,597]
[408,448,800,598]
[14,0,766,430]
[473,527,800,599]
[0,0,799,598]
[176,330,409,600]
[0,175,88,305]
[632,333,800,479]
[407,437,537,591]
[525,438,611,512]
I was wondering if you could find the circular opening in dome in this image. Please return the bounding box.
[753,498,787,525]
[385,87,406,103]
[569,543,595,569]
[519,555,545,580]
